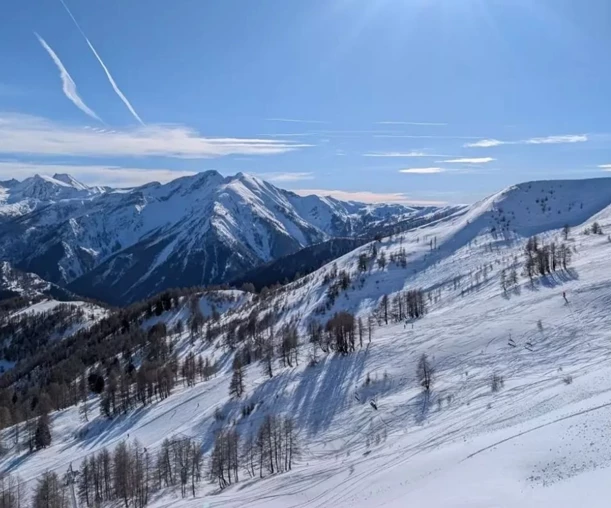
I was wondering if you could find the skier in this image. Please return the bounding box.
[562,291,569,305]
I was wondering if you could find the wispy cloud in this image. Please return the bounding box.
[399,167,444,174]
[292,188,446,206]
[465,139,504,148]
[35,33,102,122]
[465,134,588,148]
[256,172,314,182]
[364,151,443,158]
[375,134,482,140]
[263,132,319,138]
[0,161,196,187]
[526,135,588,145]
[267,118,328,124]
[598,164,611,171]
[441,157,495,164]
[58,0,143,125]
[0,113,307,159]
[376,121,447,126]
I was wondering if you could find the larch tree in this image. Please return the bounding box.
[417,354,434,393]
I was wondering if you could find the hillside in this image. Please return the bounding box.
[0,262,78,301]
[2,178,611,507]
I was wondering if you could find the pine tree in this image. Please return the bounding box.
[357,253,368,272]
[592,222,603,235]
[34,412,52,450]
[377,251,387,269]
[229,359,244,398]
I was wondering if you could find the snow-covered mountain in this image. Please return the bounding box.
[4,177,611,507]
[0,173,105,218]
[0,261,76,301]
[0,171,435,304]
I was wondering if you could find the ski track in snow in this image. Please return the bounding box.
[6,179,611,506]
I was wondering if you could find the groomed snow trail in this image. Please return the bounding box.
[6,182,611,507]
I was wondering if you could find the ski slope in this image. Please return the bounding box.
[5,178,611,507]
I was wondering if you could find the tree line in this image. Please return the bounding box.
[211,414,298,489]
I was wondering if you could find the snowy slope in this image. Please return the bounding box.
[0,174,104,218]
[0,261,77,301]
[3,178,611,506]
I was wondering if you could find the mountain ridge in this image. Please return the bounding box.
[0,171,434,304]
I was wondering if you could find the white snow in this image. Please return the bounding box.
[0,171,425,292]
[4,178,611,506]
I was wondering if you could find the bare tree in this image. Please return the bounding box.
[262,342,274,378]
[381,295,389,325]
[325,312,355,354]
[417,354,434,392]
[255,415,298,478]
[32,472,68,508]
[357,318,364,348]
[113,441,132,508]
[0,474,23,508]
[209,429,240,489]
[563,224,570,241]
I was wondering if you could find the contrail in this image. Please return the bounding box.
[35,33,102,122]
[58,0,144,125]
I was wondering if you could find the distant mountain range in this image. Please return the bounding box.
[0,172,442,304]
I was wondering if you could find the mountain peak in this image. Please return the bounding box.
[51,173,88,190]
[0,178,18,188]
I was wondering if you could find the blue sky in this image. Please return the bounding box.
[2,0,611,204]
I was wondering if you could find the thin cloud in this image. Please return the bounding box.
[58,0,143,125]
[256,172,314,182]
[441,157,495,164]
[0,113,307,159]
[465,139,504,148]
[465,134,588,148]
[598,164,611,171]
[376,134,482,140]
[292,188,445,206]
[263,132,319,138]
[267,118,328,124]
[399,167,444,174]
[0,161,196,187]
[35,33,102,122]
[376,121,447,126]
[527,135,588,145]
[364,151,443,158]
